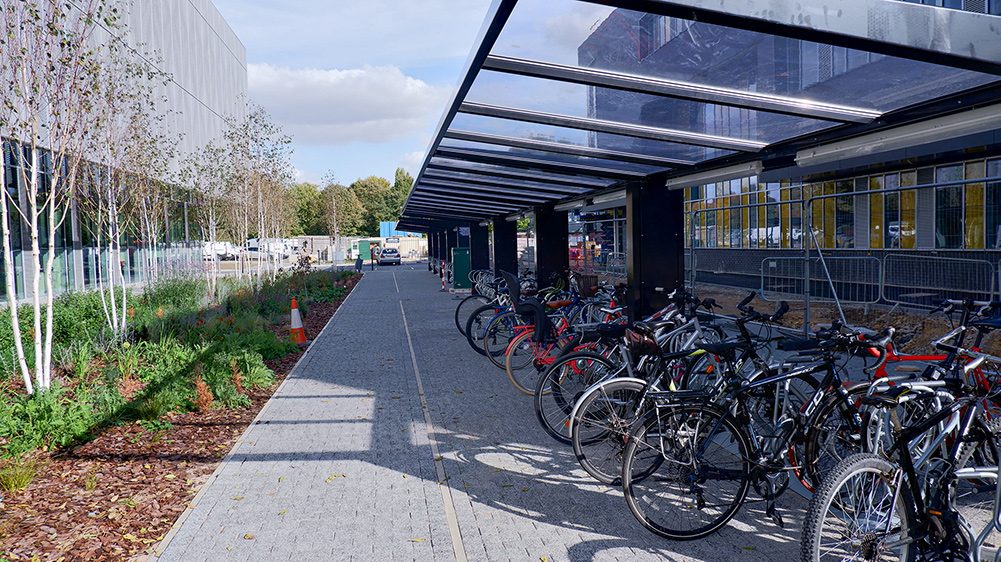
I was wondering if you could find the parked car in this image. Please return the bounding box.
[377,247,401,266]
[202,241,239,261]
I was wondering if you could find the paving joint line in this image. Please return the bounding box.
[149,272,363,559]
[400,298,468,562]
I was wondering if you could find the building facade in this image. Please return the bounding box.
[1,0,247,299]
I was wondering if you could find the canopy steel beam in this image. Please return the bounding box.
[427,159,611,189]
[434,147,650,180]
[459,101,767,152]
[407,197,518,214]
[614,0,1001,76]
[406,200,502,214]
[443,130,692,167]
[409,194,523,212]
[418,182,557,204]
[422,170,592,195]
[482,54,880,123]
[404,207,494,221]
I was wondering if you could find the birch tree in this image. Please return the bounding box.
[77,35,167,338]
[222,101,292,287]
[0,0,110,394]
[181,142,227,298]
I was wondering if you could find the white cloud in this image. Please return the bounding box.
[402,151,425,171]
[249,63,451,147]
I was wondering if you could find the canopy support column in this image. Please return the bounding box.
[534,204,569,289]
[469,223,490,271]
[492,218,517,276]
[626,179,684,319]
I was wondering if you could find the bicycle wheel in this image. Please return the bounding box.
[571,377,648,484]
[800,453,916,562]
[482,311,520,369]
[464,304,503,356]
[622,403,752,540]
[506,330,561,395]
[534,352,617,444]
[454,294,489,336]
[743,370,820,499]
[801,382,870,492]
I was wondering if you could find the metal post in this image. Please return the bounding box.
[803,199,811,335]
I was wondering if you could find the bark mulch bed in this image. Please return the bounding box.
[0,273,360,562]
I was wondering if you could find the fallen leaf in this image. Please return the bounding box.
[278,510,287,515]
[244,534,255,540]
[279,476,285,483]
[409,538,425,542]
[742,546,756,551]
[521,487,529,491]
[391,396,402,399]
[501,484,513,488]
[434,456,443,461]
[326,474,347,482]
[232,497,244,500]
[164,474,176,479]
[491,469,503,473]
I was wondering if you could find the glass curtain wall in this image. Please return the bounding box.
[685,156,1001,251]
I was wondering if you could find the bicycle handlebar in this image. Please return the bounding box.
[859,327,895,375]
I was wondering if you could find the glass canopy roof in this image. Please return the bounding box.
[398,0,1001,232]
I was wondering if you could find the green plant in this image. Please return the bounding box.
[0,453,47,491]
[137,419,173,433]
[0,384,97,457]
[83,464,99,491]
[227,328,298,360]
[128,391,175,422]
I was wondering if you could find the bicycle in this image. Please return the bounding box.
[801,341,1001,561]
[535,292,722,449]
[568,293,787,485]
[618,314,895,539]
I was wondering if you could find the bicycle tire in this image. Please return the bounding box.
[464,304,503,356]
[800,453,916,562]
[506,330,562,395]
[534,352,617,444]
[482,311,520,369]
[454,294,489,336]
[571,377,648,484]
[742,369,821,499]
[622,402,752,540]
[802,381,870,492]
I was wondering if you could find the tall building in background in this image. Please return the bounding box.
[1,0,248,299]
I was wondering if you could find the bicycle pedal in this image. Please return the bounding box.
[768,509,784,528]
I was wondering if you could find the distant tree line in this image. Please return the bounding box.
[289,168,413,238]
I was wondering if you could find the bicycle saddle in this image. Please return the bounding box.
[596,323,628,338]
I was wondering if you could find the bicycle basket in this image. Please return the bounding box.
[576,273,599,298]
[626,328,659,355]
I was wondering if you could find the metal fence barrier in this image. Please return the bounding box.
[761,256,881,304]
[883,254,997,306]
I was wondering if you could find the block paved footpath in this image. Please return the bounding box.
[155,267,807,562]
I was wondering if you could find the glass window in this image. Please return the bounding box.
[835,181,854,248]
[935,165,964,248]
[987,159,1001,249]
[884,174,900,248]
[965,161,985,249]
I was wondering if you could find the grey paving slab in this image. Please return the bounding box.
[155,266,808,562]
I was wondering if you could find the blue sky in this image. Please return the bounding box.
[211,0,495,186]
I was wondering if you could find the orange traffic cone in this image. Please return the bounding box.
[290,297,309,347]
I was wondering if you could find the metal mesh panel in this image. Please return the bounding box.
[883,254,997,305]
[761,256,881,303]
